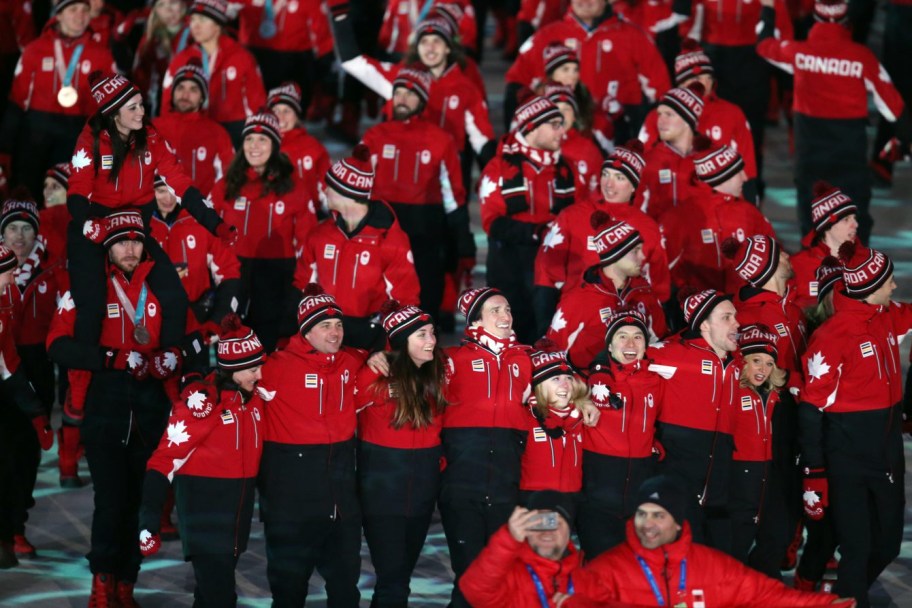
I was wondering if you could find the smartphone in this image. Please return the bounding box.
[529,511,560,531]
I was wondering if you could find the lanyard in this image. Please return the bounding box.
[636,556,686,607]
[54,40,84,88]
[111,275,148,329]
[417,0,436,22]
[176,27,191,54]
[526,565,573,608]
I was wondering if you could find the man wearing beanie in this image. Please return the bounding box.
[152,57,235,197]
[256,285,366,607]
[164,0,267,146]
[542,82,603,195]
[47,210,183,606]
[534,139,672,315]
[799,244,912,607]
[0,0,114,198]
[647,289,740,550]
[566,475,850,607]
[294,144,421,351]
[360,65,476,323]
[634,82,705,221]
[660,135,775,293]
[138,313,269,607]
[480,94,575,343]
[379,0,478,57]
[546,216,667,371]
[757,0,910,243]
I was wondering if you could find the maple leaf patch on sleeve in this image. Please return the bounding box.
[806,351,831,382]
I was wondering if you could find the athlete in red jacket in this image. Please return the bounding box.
[40,162,72,265]
[379,0,478,57]
[542,82,604,196]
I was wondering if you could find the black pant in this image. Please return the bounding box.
[485,240,538,344]
[264,516,362,608]
[12,111,84,200]
[237,257,298,352]
[249,48,315,108]
[83,437,154,581]
[439,500,515,608]
[390,204,448,321]
[363,512,436,608]
[0,404,39,542]
[829,467,905,608]
[577,501,627,560]
[873,5,912,174]
[191,553,240,608]
[797,515,838,583]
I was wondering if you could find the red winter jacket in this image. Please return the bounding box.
[260,335,366,445]
[0,287,23,379]
[758,21,905,121]
[519,401,584,493]
[507,10,671,109]
[789,237,857,310]
[660,185,775,292]
[560,128,604,195]
[39,205,70,265]
[460,525,586,608]
[634,141,696,221]
[0,0,35,55]
[13,249,67,346]
[152,111,235,196]
[355,365,443,450]
[146,380,265,480]
[281,127,330,212]
[164,36,267,124]
[568,520,839,607]
[546,270,668,371]
[518,0,565,30]
[734,286,807,381]
[535,197,671,301]
[211,170,317,260]
[731,381,780,462]
[293,202,420,318]
[237,0,333,55]
[639,91,758,179]
[692,0,793,46]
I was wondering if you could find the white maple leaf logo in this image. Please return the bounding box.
[806,351,831,382]
[186,390,208,412]
[590,382,611,403]
[166,420,190,447]
[127,351,144,369]
[161,351,178,371]
[479,175,497,205]
[71,148,91,171]
[550,308,567,333]
[651,341,666,349]
[139,529,152,543]
[57,290,75,313]
[803,490,820,506]
[256,386,276,401]
[542,224,565,251]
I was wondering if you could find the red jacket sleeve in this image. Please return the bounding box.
[533,209,573,289]
[292,224,318,291]
[459,526,526,608]
[632,29,671,104]
[145,401,222,480]
[381,222,421,307]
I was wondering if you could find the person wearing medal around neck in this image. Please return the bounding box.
[46,210,186,607]
[561,475,856,608]
[0,0,116,200]
[163,0,267,147]
[65,69,236,368]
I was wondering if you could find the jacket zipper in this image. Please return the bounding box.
[267,203,273,238]
[243,201,251,235]
[414,151,420,183]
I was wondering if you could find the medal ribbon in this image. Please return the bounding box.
[417,0,436,22]
[525,565,573,608]
[635,556,686,607]
[176,27,191,53]
[54,40,85,89]
[111,275,148,331]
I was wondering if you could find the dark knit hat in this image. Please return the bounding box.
[513,94,563,135]
[814,0,848,23]
[602,139,646,189]
[242,109,282,148]
[674,38,714,86]
[693,134,745,187]
[457,286,503,324]
[530,339,572,387]
[326,144,374,201]
[810,181,857,235]
[681,288,731,332]
[432,3,463,33]
[524,490,576,526]
[172,57,209,102]
[542,82,578,118]
[297,283,344,336]
[657,82,704,132]
[392,64,432,105]
[543,43,579,76]
[838,242,893,299]
[604,308,649,346]
[89,72,141,117]
[216,313,266,371]
[46,162,72,188]
[381,300,433,348]
[721,235,781,287]
[102,210,146,247]
[267,82,303,116]
[738,323,779,361]
[590,212,643,267]
[414,16,454,47]
[0,245,16,274]
[636,475,688,525]
[0,199,40,234]
[53,0,89,16]
[815,257,844,302]
[190,0,228,26]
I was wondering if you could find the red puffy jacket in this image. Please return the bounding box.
[152,111,235,197]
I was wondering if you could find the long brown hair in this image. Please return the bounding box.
[223,145,294,201]
[88,112,150,183]
[370,347,448,429]
[405,36,467,71]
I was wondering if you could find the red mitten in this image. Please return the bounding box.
[200,320,221,343]
[139,529,161,557]
[802,467,828,521]
[215,222,238,246]
[150,348,182,380]
[181,382,216,419]
[31,416,54,451]
[105,349,151,380]
[62,390,84,425]
[652,439,666,462]
[879,137,909,163]
[456,257,475,289]
[82,218,106,244]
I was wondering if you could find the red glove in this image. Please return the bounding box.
[31,416,54,451]
[82,218,106,244]
[879,137,909,163]
[651,439,666,462]
[150,348,182,380]
[139,529,161,557]
[215,222,238,246]
[62,390,84,426]
[200,320,221,343]
[802,467,828,521]
[456,257,475,289]
[181,382,216,419]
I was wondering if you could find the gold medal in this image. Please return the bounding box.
[57,86,79,108]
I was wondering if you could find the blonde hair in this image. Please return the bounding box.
[739,354,787,392]
[532,375,589,418]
